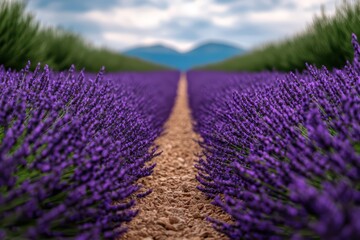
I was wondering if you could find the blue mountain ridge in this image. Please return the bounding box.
[122,42,246,71]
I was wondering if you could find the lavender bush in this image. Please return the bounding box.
[188,34,360,239]
[0,64,179,239]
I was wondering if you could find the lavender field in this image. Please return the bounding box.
[187,35,360,239]
[1,35,359,240]
[1,0,360,239]
[0,65,179,239]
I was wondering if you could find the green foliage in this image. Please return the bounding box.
[202,0,360,72]
[0,1,167,72]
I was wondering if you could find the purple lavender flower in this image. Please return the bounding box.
[0,65,179,239]
[188,34,360,239]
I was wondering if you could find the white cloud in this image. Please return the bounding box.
[293,0,336,9]
[83,7,168,30]
[81,0,232,30]
[76,0,238,50]
[212,15,239,27]
[103,31,193,52]
[27,0,340,52]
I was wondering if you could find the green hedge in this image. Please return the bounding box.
[201,1,360,72]
[0,1,167,72]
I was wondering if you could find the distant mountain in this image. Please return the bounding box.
[122,42,246,71]
[124,44,179,55]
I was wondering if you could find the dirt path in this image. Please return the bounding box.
[122,75,228,240]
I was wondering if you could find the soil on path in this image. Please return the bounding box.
[122,75,229,240]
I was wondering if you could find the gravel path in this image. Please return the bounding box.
[122,75,228,240]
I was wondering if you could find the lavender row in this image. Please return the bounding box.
[0,64,179,239]
[187,34,360,239]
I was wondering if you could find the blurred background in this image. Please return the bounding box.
[1,0,359,72]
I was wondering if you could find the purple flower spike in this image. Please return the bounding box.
[188,34,360,239]
[0,64,179,239]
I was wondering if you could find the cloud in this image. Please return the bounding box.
[30,0,169,12]
[27,0,338,52]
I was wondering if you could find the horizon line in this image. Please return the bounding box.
[120,40,247,53]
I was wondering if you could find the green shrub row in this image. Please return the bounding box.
[202,0,360,72]
[0,1,167,72]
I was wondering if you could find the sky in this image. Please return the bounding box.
[27,0,339,52]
